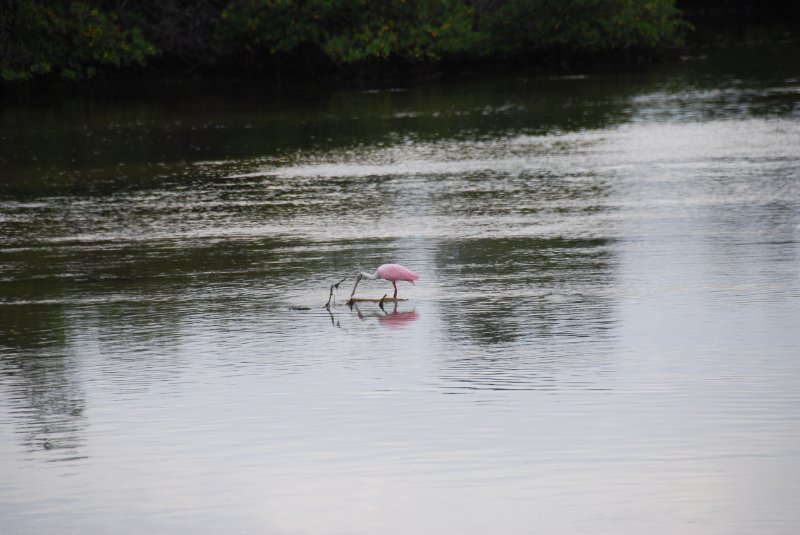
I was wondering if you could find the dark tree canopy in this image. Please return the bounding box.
[1,0,698,83]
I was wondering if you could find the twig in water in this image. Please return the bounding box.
[378,294,388,311]
[325,277,348,309]
[325,285,334,309]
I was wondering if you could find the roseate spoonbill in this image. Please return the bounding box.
[349,263,419,300]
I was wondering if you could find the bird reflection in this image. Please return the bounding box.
[349,302,420,329]
[378,304,420,329]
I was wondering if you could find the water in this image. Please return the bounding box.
[2,40,800,534]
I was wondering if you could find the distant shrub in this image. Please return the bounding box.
[214,0,688,73]
[215,0,481,71]
[0,1,155,82]
[1,0,690,84]
[479,0,689,59]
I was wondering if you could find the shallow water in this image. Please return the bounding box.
[1,40,800,534]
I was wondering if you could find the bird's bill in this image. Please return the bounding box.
[349,273,362,298]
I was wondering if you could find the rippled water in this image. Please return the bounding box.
[2,41,800,534]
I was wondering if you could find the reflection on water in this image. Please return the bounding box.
[1,39,800,535]
[378,307,419,329]
[0,305,87,462]
[349,302,420,330]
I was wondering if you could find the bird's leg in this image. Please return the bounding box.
[392,281,397,299]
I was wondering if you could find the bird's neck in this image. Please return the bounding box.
[360,271,379,280]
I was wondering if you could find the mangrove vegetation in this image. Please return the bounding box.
[2,0,796,85]
[1,0,696,84]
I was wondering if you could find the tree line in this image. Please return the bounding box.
[1,0,696,84]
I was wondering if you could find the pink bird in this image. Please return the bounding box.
[349,263,420,300]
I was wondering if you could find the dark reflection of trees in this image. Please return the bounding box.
[0,304,87,461]
[435,235,618,352]
[88,300,185,378]
[0,235,215,461]
[433,236,618,393]
[1,68,667,200]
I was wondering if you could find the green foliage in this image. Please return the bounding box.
[216,0,322,56]
[480,0,690,58]
[215,0,481,68]
[1,1,156,82]
[317,0,480,64]
[215,0,688,71]
[1,0,691,84]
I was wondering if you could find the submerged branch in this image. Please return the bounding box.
[325,277,348,309]
[347,297,407,304]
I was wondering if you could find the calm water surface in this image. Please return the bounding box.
[2,41,800,534]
